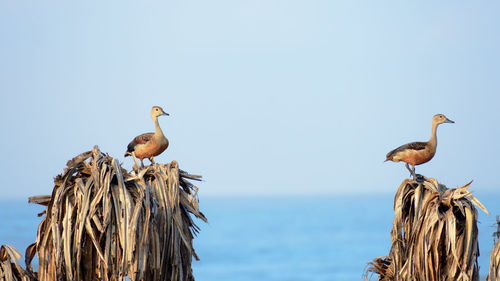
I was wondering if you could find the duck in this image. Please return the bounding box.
[125,106,169,167]
[385,114,454,178]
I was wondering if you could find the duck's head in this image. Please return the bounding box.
[151,106,169,119]
[433,114,454,125]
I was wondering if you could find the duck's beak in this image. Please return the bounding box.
[444,117,454,123]
[162,110,170,116]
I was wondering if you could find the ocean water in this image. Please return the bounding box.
[0,193,498,281]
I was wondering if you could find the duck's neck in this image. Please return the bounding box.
[153,116,164,137]
[429,122,438,148]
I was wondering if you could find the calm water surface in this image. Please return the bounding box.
[0,193,498,281]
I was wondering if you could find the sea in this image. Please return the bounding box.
[1,193,499,281]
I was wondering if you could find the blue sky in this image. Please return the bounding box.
[0,1,499,198]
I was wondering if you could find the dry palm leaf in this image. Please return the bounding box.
[0,244,31,281]
[366,177,488,281]
[24,146,206,281]
[487,216,500,281]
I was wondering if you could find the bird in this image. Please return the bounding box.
[125,106,170,167]
[385,114,454,179]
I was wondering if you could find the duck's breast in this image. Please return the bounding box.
[157,137,169,155]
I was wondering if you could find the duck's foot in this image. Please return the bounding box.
[415,174,425,183]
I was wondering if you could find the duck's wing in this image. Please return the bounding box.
[386,141,427,160]
[126,132,154,153]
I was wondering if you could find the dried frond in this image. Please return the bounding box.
[366,177,488,281]
[0,245,32,281]
[365,256,394,281]
[26,146,206,281]
[487,216,500,281]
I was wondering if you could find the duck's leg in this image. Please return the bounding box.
[132,152,140,171]
[405,163,417,179]
[405,163,412,176]
[140,159,145,168]
[149,157,155,165]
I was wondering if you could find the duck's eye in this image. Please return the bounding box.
[156,108,159,111]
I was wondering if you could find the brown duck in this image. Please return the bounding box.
[385,114,454,178]
[125,106,169,167]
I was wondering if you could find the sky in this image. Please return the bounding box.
[0,1,499,198]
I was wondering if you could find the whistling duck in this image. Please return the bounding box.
[124,106,169,167]
[385,114,454,178]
